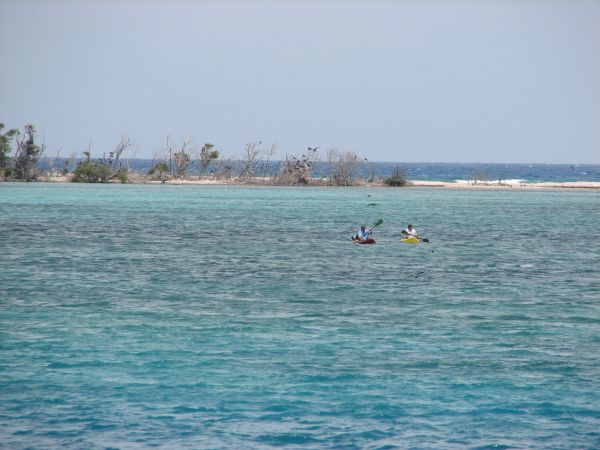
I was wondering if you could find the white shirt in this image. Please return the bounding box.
[404,227,417,237]
[357,228,371,240]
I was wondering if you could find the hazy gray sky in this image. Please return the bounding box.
[1,0,599,163]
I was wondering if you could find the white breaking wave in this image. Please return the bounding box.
[453,179,525,185]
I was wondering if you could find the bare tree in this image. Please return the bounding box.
[63,151,77,175]
[261,143,278,179]
[48,148,62,176]
[470,171,489,185]
[212,157,234,180]
[164,134,174,176]
[327,148,360,186]
[239,142,261,180]
[274,146,319,185]
[367,162,376,183]
[108,135,132,174]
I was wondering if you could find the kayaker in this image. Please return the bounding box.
[403,224,418,238]
[354,225,372,242]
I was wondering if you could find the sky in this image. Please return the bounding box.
[1,0,599,163]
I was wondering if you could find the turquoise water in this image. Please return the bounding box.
[1,183,599,449]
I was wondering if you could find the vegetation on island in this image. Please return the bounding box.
[198,143,220,176]
[1,123,45,181]
[1,122,411,186]
[384,167,409,186]
[72,152,128,183]
[72,136,132,183]
[147,162,170,183]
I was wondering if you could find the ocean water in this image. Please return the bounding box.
[1,183,600,449]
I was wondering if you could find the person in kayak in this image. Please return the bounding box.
[354,225,373,242]
[403,224,418,238]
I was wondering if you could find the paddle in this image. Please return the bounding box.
[401,229,429,242]
[371,218,383,229]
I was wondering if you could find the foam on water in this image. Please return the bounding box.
[1,183,599,448]
[454,179,526,185]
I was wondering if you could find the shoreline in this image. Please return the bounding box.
[409,180,600,190]
[16,175,600,190]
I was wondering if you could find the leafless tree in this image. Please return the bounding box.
[470,171,489,185]
[108,135,132,173]
[62,151,77,175]
[327,148,360,186]
[48,148,62,176]
[212,157,234,180]
[239,142,261,180]
[261,143,278,179]
[147,138,174,183]
[274,146,320,185]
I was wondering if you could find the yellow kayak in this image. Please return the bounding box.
[400,236,421,244]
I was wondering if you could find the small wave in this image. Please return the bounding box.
[405,360,440,369]
[47,361,76,369]
[472,445,514,450]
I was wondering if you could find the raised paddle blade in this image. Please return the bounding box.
[372,218,383,228]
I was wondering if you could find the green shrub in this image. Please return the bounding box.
[115,168,128,183]
[384,167,408,187]
[148,162,169,183]
[72,160,111,183]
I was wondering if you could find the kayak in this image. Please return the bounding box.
[400,236,420,244]
[352,238,376,244]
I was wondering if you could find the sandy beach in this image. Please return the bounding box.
[409,180,600,190]
[35,174,600,190]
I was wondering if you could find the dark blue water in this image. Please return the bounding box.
[40,158,600,183]
[1,183,600,448]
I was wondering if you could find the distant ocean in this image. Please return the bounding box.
[39,158,600,183]
[1,183,599,448]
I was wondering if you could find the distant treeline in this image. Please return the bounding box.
[6,123,594,185]
[1,125,408,185]
[36,157,394,182]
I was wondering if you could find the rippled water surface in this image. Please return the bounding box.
[1,183,599,449]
